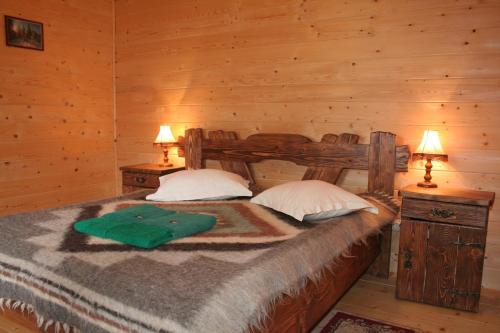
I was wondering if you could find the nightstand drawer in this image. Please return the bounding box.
[402,198,488,227]
[120,164,184,194]
[122,172,160,188]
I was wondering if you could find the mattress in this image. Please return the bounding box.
[0,191,398,333]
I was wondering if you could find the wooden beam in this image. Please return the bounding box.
[184,128,203,170]
[179,134,409,172]
[208,130,256,185]
[201,141,369,167]
[302,133,360,184]
[368,132,397,194]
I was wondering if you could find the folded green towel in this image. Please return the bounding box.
[74,204,216,249]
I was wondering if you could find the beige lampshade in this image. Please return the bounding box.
[413,130,448,160]
[154,125,176,144]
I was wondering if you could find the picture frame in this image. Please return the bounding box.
[4,15,44,51]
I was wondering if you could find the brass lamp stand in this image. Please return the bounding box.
[412,153,448,188]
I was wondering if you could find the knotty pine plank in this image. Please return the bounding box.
[116,80,500,105]
[1,0,112,19]
[114,101,500,128]
[0,105,114,123]
[0,139,114,162]
[0,122,114,143]
[117,60,500,91]
[0,181,116,217]
[117,23,500,58]
[117,39,500,76]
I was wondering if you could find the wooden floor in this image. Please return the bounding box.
[1,275,499,333]
[0,314,38,333]
[313,275,500,333]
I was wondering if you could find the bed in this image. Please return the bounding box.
[0,128,409,333]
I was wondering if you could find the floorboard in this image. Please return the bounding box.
[312,274,500,333]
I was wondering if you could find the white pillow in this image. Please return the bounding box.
[250,180,378,221]
[146,169,252,201]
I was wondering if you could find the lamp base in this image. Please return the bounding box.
[416,157,438,188]
[417,181,438,188]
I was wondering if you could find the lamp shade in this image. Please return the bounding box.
[413,130,448,160]
[154,125,175,144]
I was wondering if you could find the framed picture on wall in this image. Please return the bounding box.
[4,15,44,51]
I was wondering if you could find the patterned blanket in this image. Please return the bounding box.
[0,191,398,333]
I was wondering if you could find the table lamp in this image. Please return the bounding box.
[412,130,448,188]
[154,125,176,167]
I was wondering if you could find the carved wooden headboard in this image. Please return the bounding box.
[179,128,410,195]
[178,128,410,278]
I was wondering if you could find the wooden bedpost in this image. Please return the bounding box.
[184,128,203,170]
[368,132,396,194]
[367,131,396,279]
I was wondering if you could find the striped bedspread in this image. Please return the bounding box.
[0,191,398,333]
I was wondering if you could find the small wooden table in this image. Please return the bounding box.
[120,163,184,194]
[396,185,495,312]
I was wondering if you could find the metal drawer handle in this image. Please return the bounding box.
[403,250,413,269]
[430,208,455,219]
[447,288,480,298]
[452,241,484,249]
[135,176,146,184]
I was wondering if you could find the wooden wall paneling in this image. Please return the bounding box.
[0,182,116,217]
[115,53,500,91]
[115,17,500,61]
[0,0,116,216]
[116,82,500,107]
[114,0,500,289]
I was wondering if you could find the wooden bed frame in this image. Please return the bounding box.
[181,128,410,333]
[1,129,409,333]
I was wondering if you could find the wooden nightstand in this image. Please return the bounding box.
[120,163,184,194]
[396,185,494,312]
